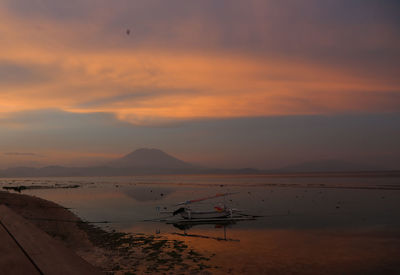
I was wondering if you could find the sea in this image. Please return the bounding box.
[1,174,400,273]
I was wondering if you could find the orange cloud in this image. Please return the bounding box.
[0,3,399,125]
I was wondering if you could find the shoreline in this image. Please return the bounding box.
[1,170,400,179]
[2,184,399,274]
[0,191,215,274]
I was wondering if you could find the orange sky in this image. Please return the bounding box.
[1,1,399,123]
[0,0,399,168]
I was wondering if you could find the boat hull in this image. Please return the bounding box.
[180,210,230,219]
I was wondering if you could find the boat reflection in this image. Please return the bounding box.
[167,217,255,241]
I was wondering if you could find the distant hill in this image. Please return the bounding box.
[0,150,397,178]
[108,148,194,169]
[274,159,382,173]
[0,149,201,177]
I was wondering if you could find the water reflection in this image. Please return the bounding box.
[1,175,400,273]
[1,175,399,230]
[170,219,242,241]
[168,227,400,274]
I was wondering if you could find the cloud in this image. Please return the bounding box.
[0,1,399,170]
[1,49,398,122]
[3,1,399,58]
[2,0,94,21]
[0,0,398,124]
[0,60,56,87]
[0,109,123,129]
[4,152,43,157]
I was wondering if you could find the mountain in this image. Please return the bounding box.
[0,150,397,178]
[108,148,194,169]
[0,148,199,177]
[274,159,382,173]
[0,148,265,177]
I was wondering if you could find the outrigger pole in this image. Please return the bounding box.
[175,192,238,206]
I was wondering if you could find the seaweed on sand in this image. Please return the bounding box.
[78,222,216,274]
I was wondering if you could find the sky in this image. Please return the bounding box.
[0,0,399,169]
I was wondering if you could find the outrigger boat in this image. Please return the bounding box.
[149,193,257,241]
[153,192,257,223]
[171,193,239,220]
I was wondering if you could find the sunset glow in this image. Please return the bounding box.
[0,0,399,168]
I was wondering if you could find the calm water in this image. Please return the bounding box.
[1,175,400,273]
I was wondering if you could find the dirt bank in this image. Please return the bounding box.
[0,191,214,274]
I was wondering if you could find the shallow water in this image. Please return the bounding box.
[1,175,400,273]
